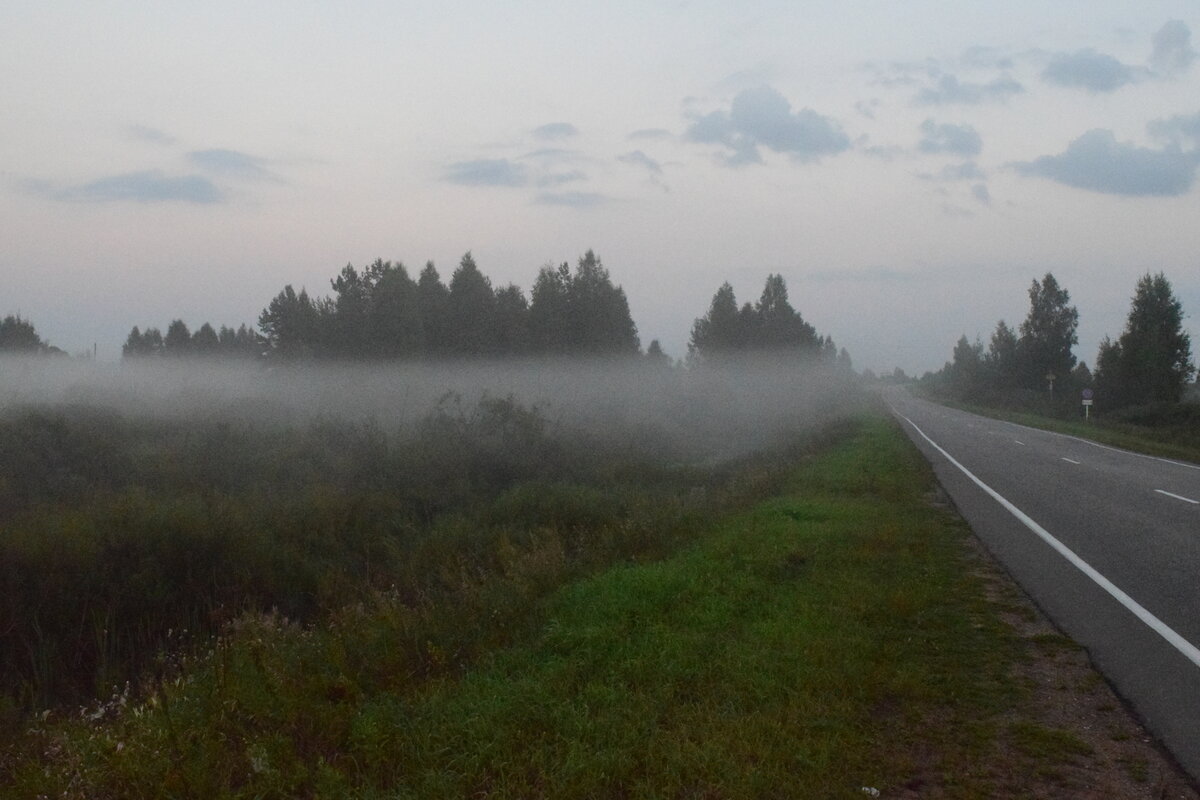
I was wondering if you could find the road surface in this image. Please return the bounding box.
[886,388,1200,780]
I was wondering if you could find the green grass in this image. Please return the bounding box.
[928,396,1200,465]
[3,414,1094,797]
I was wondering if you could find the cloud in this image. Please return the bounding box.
[535,191,608,208]
[914,73,1023,105]
[532,122,578,141]
[627,128,673,141]
[917,119,982,156]
[618,150,663,174]
[536,170,587,187]
[1041,48,1139,92]
[1011,129,1199,196]
[443,158,528,187]
[1150,20,1196,76]
[917,161,986,181]
[685,85,850,166]
[854,99,880,119]
[127,125,176,146]
[1148,111,1200,148]
[971,183,992,205]
[958,46,1014,70]
[51,171,223,203]
[188,148,277,181]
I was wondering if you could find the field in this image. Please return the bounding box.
[1,359,1194,797]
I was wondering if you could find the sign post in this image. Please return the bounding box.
[1082,388,1094,420]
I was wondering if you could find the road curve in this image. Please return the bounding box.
[885,387,1200,780]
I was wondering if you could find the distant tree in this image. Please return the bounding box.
[1017,273,1078,390]
[690,274,821,361]
[447,252,497,355]
[892,367,909,383]
[984,320,1019,389]
[367,260,424,357]
[163,320,192,357]
[493,284,530,355]
[756,274,818,351]
[1094,273,1195,408]
[645,339,671,367]
[836,347,853,372]
[259,285,323,358]
[192,322,220,355]
[0,314,42,353]
[1070,361,1093,390]
[417,262,452,355]
[688,282,743,357]
[950,335,985,398]
[528,262,573,354]
[566,250,640,355]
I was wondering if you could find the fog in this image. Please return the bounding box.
[0,355,865,460]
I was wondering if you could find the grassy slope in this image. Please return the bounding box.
[5,415,1119,798]
[923,394,1200,466]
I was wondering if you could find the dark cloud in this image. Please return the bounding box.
[1148,111,1200,148]
[971,183,992,205]
[54,171,223,203]
[532,122,579,141]
[627,128,673,141]
[1150,20,1196,76]
[913,73,1023,105]
[1011,129,1199,196]
[444,158,528,187]
[618,150,663,174]
[917,119,982,156]
[535,191,608,208]
[685,85,850,166]
[127,125,176,146]
[188,149,277,181]
[1041,48,1139,92]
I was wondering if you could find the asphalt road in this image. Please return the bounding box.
[885,387,1200,780]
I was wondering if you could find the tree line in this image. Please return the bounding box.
[688,274,852,369]
[927,272,1195,413]
[7,250,844,367]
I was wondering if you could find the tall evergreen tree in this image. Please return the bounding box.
[528,262,573,354]
[259,286,323,358]
[447,252,497,355]
[1095,273,1195,407]
[163,320,192,357]
[417,262,452,355]
[493,284,530,355]
[368,261,424,357]
[688,282,742,356]
[1017,273,1078,390]
[984,320,1019,389]
[192,322,220,355]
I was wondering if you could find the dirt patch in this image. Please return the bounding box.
[964,533,1199,799]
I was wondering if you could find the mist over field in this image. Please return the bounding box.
[0,355,864,460]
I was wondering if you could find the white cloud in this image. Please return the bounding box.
[914,73,1023,105]
[917,120,982,156]
[685,86,850,166]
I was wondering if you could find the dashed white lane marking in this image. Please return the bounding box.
[1155,489,1199,505]
[1062,457,1081,465]
[893,407,1200,671]
[1014,440,1025,446]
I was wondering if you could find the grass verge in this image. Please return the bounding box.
[3,414,1190,797]
[922,394,1200,465]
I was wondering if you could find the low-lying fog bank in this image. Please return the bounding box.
[0,355,865,459]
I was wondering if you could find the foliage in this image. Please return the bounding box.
[125,322,260,359]
[2,415,1103,799]
[1017,272,1079,390]
[688,274,831,361]
[0,314,43,352]
[1094,273,1195,409]
[251,250,640,361]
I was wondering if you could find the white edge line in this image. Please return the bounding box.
[1155,489,1200,505]
[893,407,1200,670]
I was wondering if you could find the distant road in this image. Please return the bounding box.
[886,387,1200,780]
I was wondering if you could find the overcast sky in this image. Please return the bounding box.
[3,1,1199,374]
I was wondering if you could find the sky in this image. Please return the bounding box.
[2,1,1199,375]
